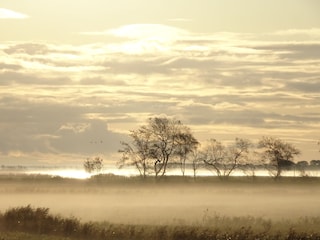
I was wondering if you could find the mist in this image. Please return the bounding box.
[1,177,319,225]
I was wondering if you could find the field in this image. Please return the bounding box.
[1,174,320,239]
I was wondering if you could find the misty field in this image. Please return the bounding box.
[1,174,320,239]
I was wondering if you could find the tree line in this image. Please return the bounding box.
[117,117,319,179]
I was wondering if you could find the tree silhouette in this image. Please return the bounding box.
[258,136,300,178]
[189,148,203,179]
[83,156,103,174]
[118,117,198,178]
[202,138,251,179]
[118,128,152,178]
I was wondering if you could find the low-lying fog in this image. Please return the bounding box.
[1,180,319,225]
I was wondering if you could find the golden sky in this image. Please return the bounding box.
[1,0,320,165]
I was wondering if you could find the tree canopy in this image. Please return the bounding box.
[83,156,103,174]
[258,136,300,178]
[118,117,198,178]
[202,138,252,179]
[118,117,306,179]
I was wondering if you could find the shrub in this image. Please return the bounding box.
[1,205,79,236]
[1,206,320,240]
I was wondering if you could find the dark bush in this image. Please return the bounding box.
[1,205,80,236]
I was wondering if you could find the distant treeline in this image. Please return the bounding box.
[0,165,27,170]
[115,117,320,179]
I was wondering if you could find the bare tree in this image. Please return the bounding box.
[175,127,199,176]
[201,139,226,178]
[84,156,103,174]
[258,136,300,178]
[190,148,202,179]
[118,117,198,178]
[296,161,309,177]
[240,150,260,178]
[226,138,252,175]
[118,128,152,178]
[202,138,251,179]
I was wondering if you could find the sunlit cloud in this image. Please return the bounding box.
[82,24,189,41]
[1,24,320,163]
[274,28,320,39]
[0,8,29,19]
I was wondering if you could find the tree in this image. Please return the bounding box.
[175,127,199,176]
[189,148,202,179]
[258,136,300,178]
[118,117,198,178]
[310,160,320,169]
[118,128,152,178]
[201,139,226,178]
[83,156,103,174]
[202,138,251,179]
[226,138,252,175]
[239,150,261,178]
[296,160,309,177]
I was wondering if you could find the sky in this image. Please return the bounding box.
[0,0,320,166]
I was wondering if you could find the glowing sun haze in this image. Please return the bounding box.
[0,0,320,165]
[0,8,29,19]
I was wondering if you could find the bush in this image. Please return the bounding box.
[1,205,79,236]
[1,206,320,240]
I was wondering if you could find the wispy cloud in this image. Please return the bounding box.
[0,8,29,19]
[1,25,320,163]
[81,24,189,40]
[274,28,320,38]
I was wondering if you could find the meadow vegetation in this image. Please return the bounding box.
[1,205,320,240]
[0,174,320,239]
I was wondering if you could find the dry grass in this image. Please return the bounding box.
[1,205,320,240]
[1,175,320,239]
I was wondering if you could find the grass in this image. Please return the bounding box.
[2,172,320,185]
[1,205,320,240]
[1,174,320,239]
[0,231,72,240]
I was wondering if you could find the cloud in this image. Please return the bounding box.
[102,57,172,75]
[0,97,127,160]
[285,80,320,93]
[3,43,80,56]
[0,71,72,86]
[274,28,320,39]
[252,43,320,60]
[52,120,125,155]
[0,8,29,19]
[0,63,22,71]
[4,43,51,55]
[82,24,189,41]
[1,25,320,162]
